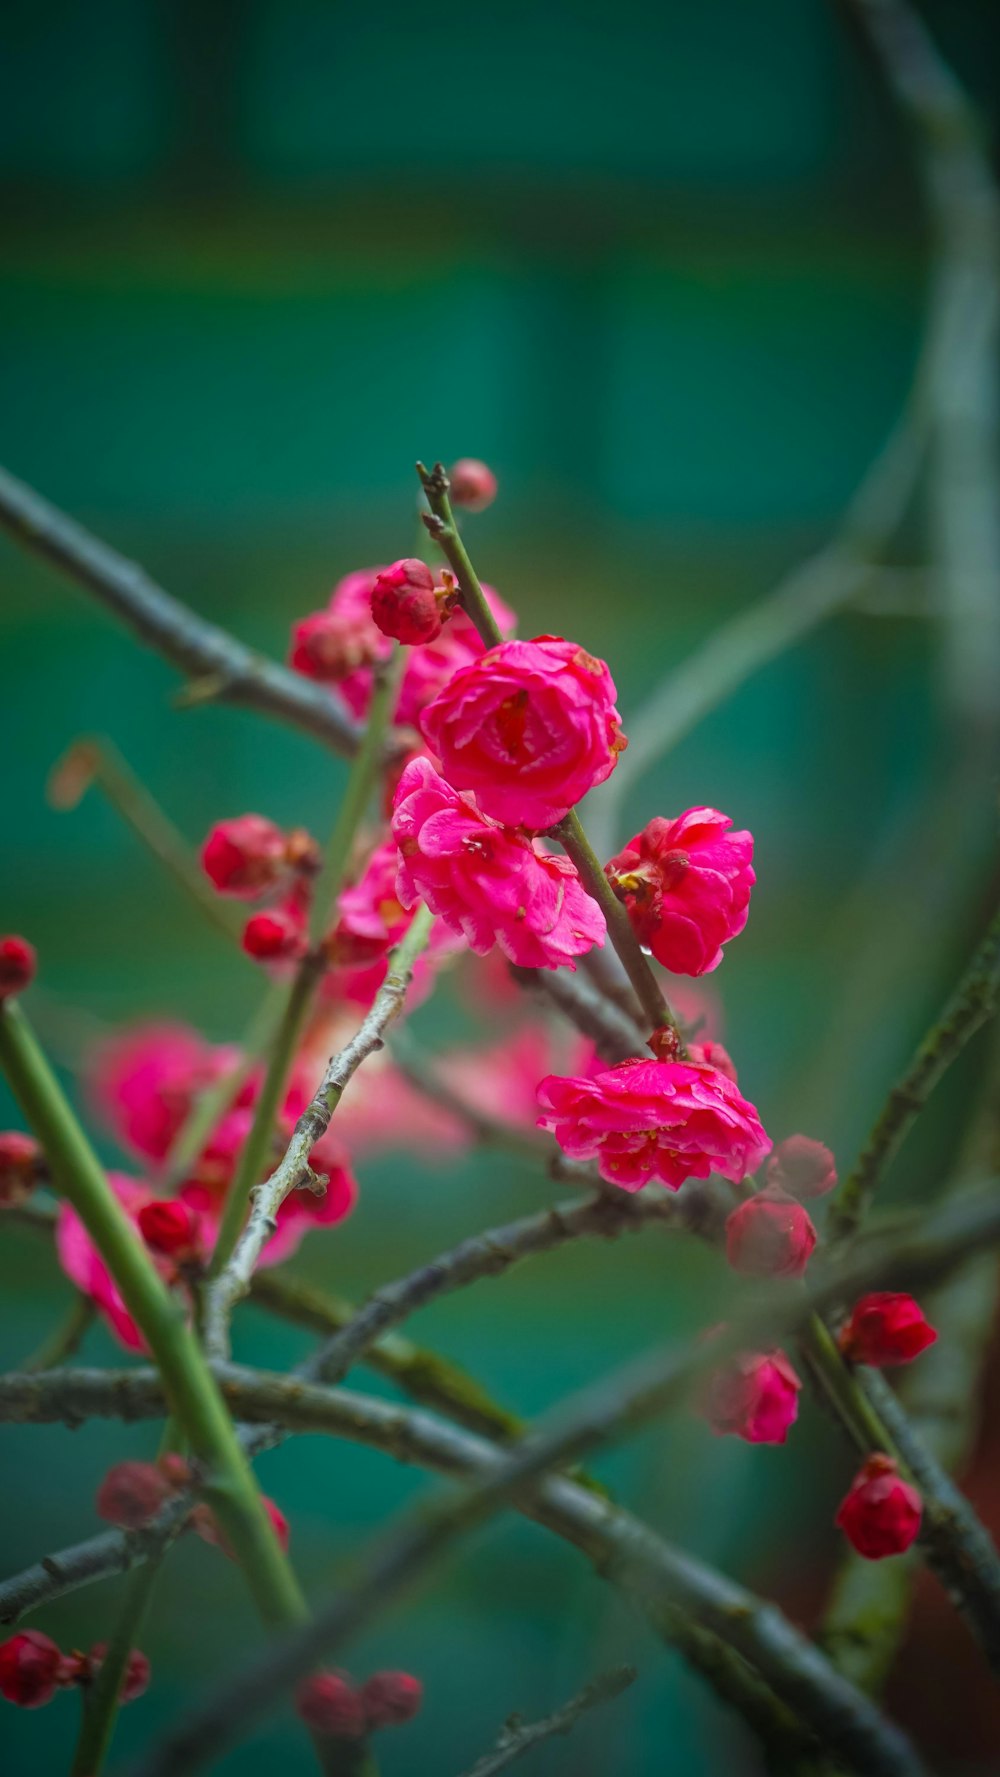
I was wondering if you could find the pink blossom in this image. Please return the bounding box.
[702,1349,801,1444]
[420,636,626,831]
[606,808,754,976]
[328,838,413,966]
[87,1023,240,1165]
[725,1187,817,1279]
[536,1057,770,1191]
[371,559,448,645]
[57,1174,157,1351]
[392,758,605,969]
[201,815,290,899]
[767,1135,838,1199]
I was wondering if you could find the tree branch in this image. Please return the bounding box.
[454,1664,637,1777]
[0,462,368,758]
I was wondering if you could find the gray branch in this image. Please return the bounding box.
[455,1664,637,1777]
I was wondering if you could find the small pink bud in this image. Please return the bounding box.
[449,458,498,512]
[0,936,36,1002]
[0,1631,64,1708]
[688,1040,738,1082]
[767,1135,838,1199]
[725,1187,817,1279]
[137,1199,203,1264]
[371,560,446,646]
[702,1349,801,1444]
[87,1643,150,1703]
[156,1451,193,1490]
[0,1131,42,1207]
[289,608,381,683]
[361,1670,424,1729]
[838,1293,937,1367]
[201,816,288,899]
[835,1454,922,1559]
[242,909,307,964]
[96,1461,172,1529]
[295,1672,366,1739]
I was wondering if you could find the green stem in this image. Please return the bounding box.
[49,737,242,945]
[71,1547,163,1777]
[416,460,678,1042]
[162,984,285,1192]
[0,1003,308,1633]
[208,655,400,1277]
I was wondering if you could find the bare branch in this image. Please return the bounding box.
[0,462,366,758]
[454,1664,637,1777]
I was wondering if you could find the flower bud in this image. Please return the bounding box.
[725,1187,817,1279]
[449,458,498,512]
[361,1670,424,1729]
[0,1631,64,1707]
[0,1131,42,1207]
[137,1199,203,1264]
[192,1494,289,1559]
[0,936,36,1002]
[371,560,446,646]
[295,1672,366,1739]
[835,1454,922,1559]
[156,1451,193,1490]
[87,1643,151,1703]
[242,909,308,965]
[96,1461,172,1529]
[767,1135,837,1199]
[702,1349,801,1444]
[838,1293,937,1367]
[201,816,288,899]
[289,609,381,682]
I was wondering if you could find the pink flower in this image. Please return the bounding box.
[0,936,36,1001]
[328,837,413,966]
[371,559,449,645]
[838,1293,937,1367]
[201,815,290,899]
[392,758,605,969]
[536,1057,770,1191]
[448,457,497,511]
[57,1173,157,1350]
[835,1455,922,1559]
[702,1349,801,1444]
[421,636,626,830]
[606,809,754,976]
[725,1187,817,1279]
[767,1135,838,1199]
[87,1023,240,1165]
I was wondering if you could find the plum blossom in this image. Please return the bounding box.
[606,808,754,976]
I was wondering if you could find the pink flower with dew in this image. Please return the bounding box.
[392,758,605,970]
[420,635,625,831]
[606,808,755,977]
[536,1057,770,1192]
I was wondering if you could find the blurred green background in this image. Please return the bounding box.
[2,2,999,1772]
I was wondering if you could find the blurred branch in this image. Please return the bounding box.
[0,462,367,758]
[590,402,924,852]
[387,1029,554,1162]
[203,906,433,1361]
[454,1664,637,1777]
[21,1293,94,1373]
[510,962,647,1062]
[47,736,242,943]
[848,0,1000,733]
[829,896,1000,1242]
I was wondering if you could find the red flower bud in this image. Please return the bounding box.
[137,1199,203,1264]
[87,1643,151,1703]
[96,1461,172,1529]
[702,1349,801,1445]
[725,1187,817,1279]
[371,560,446,646]
[201,816,288,899]
[448,458,498,512]
[361,1670,424,1729]
[295,1672,366,1739]
[242,909,308,964]
[767,1135,837,1199]
[0,1131,42,1207]
[838,1293,937,1367]
[156,1451,193,1490]
[835,1454,922,1559]
[0,1631,64,1707]
[290,609,381,683]
[0,936,36,1002]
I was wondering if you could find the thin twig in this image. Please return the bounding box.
[387,1029,554,1163]
[0,462,367,758]
[454,1664,637,1777]
[511,963,647,1063]
[22,1293,94,1373]
[830,898,1000,1242]
[204,907,433,1361]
